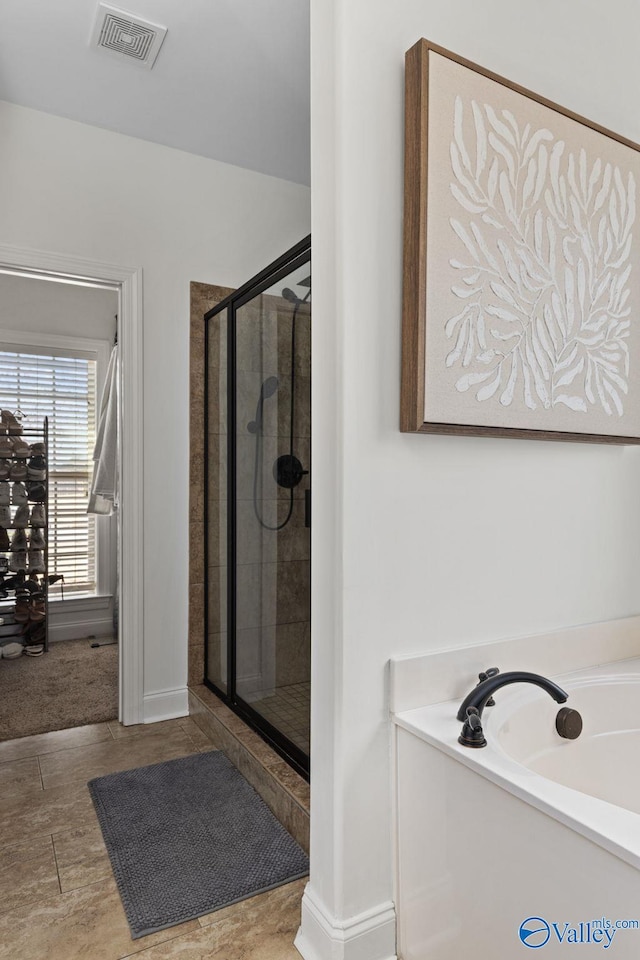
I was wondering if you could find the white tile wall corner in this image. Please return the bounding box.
[389,615,640,714]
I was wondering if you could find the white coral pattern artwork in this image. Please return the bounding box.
[446,97,635,416]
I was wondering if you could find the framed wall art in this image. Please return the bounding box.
[401,39,640,443]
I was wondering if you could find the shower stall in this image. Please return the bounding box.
[204,236,311,778]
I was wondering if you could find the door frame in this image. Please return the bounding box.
[0,243,144,724]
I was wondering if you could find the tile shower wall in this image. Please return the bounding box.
[233,295,311,700]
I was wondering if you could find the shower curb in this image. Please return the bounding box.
[188,684,310,853]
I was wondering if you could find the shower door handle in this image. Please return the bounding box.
[304,489,311,529]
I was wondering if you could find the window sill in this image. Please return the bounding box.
[49,594,113,613]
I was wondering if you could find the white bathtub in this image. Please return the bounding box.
[393,653,640,959]
[492,663,640,818]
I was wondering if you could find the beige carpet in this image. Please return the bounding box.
[0,638,118,741]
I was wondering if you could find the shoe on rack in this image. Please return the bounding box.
[2,571,25,592]
[25,643,44,657]
[30,443,45,457]
[30,504,46,527]
[0,529,9,552]
[10,529,27,551]
[27,456,47,481]
[1,641,23,659]
[11,482,27,505]
[28,550,45,574]
[27,483,45,503]
[0,460,10,481]
[1,410,23,436]
[0,556,8,574]
[8,550,27,573]
[10,462,27,481]
[14,592,30,623]
[29,528,45,550]
[47,574,64,599]
[13,505,29,529]
[0,506,10,529]
[0,482,9,507]
[24,621,45,645]
[0,438,12,458]
[29,594,45,622]
[12,438,30,459]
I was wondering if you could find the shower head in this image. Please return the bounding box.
[247,376,279,434]
[282,286,311,310]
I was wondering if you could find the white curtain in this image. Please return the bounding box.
[88,343,118,515]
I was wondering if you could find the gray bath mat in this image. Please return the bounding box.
[88,750,309,939]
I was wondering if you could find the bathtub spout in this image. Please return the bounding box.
[456,671,569,723]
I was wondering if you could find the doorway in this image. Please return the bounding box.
[0,243,144,730]
[0,271,119,737]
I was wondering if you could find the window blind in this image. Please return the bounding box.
[0,350,97,593]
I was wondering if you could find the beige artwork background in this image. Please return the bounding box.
[424,52,640,437]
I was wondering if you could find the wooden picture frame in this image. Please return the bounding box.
[401,39,640,444]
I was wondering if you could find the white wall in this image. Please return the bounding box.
[303,1,640,957]
[0,100,311,718]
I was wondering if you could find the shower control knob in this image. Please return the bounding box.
[556,707,583,740]
[273,454,308,490]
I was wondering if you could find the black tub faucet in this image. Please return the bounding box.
[456,670,569,725]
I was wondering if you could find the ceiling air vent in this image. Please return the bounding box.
[91,3,167,69]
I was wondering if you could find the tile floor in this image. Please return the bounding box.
[251,682,310,754]
[0,717,305,959]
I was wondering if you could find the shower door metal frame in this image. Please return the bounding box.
[204,235,311,780]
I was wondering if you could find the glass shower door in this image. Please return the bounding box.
[204,236,311,778]
[233,264,311,763]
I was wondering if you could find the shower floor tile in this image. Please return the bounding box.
[253,682,310,754]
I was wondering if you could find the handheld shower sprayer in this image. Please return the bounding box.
[249,280,311,532]
[247,376,279,435]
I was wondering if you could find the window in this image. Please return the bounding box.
[0,346,99,594]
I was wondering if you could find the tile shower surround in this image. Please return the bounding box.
[188,282,310,850]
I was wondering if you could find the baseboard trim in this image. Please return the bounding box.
[295,885,397,960]
[48,617,114,643]
[142,686,189,723]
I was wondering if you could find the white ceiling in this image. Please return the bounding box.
[0,0,310,185]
